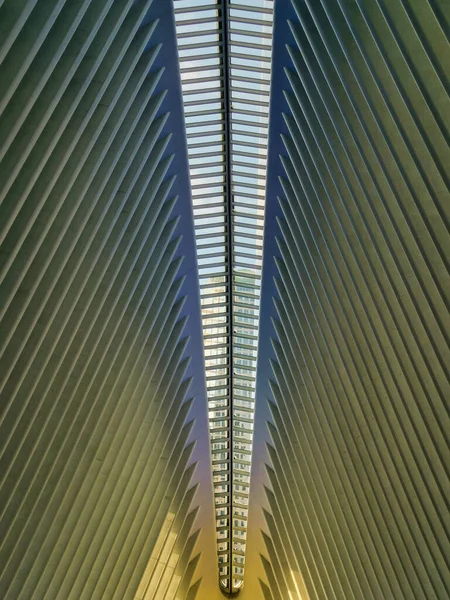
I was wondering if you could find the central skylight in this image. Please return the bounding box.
[174,0,273,594]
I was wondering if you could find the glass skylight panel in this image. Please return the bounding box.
[175,0,273,594]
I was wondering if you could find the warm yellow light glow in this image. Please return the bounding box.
[134,512,180,600]
[288,570,311,600]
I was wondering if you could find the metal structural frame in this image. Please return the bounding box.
[174,0,273,594]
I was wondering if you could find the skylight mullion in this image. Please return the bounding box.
[182,73,221,87]
[185,116,224,129]
[232,108,268,120]
[191,178,225,189]
[231,138,268,152]
[232,81,271,95]
[178,38,221,51]
[187,148,226,162]
[175,12,219,25]
[231,41,270,58]
[229,0,273,13]
[197,247,227,258]
[233,245,263,258]
[232,231,263,244]
[231,47,271,60]
[191,169,225,180]
[233,176,266,186]
[184,108,226,121]
[177,24,220,38]
[230,52,271,65]
[229,23,272,38]
[180,51,220,65]
[232,131,268,145]
[231,103,269,116]
[230,7,272,19]
[233,246,263,258]
[196,242,226,254]
[183,89,223,102]
[184,101,224,112]
[228,14,272,26]
[229,32,271,47]
[187,126,224,138]
[233,192,265,203]
[233,214,265,226]
[174,2,220,15]
[191,179,226,190]
[233,188,267,200]
[231,124,267,138]
[231,88,270,103]
[179,51,222,64]
[231,150,268,162]
[196,231,229,243]
[232,161,266,173]
[193,196,225,206]
[176,24,219,38]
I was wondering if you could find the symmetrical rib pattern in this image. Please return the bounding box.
[174,0,274,593]
[0,2,206,599]
[257,0,450,598]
